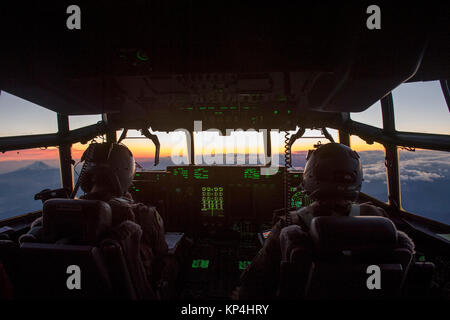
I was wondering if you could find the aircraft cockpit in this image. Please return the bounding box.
[0,1,449,304]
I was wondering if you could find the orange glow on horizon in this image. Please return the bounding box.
[0,147,59,161]
[0,136,384,162]
[124,137,384,158]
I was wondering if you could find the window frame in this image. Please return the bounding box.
[1,82,449,226]
[342,81,450,226]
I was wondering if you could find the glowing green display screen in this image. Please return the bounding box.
[238,261,251,270]
[290,191,312,209]
[201,186,224,217]
[173,168,189,179]
[291,192,303,208]
[192,259,210,269]
[243,168,260,180]
[194,168,209,180]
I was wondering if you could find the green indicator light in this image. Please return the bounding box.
[238,261,251,270]
[208,107,215,110]
[192,259,200,268]
[220,106,228,110]
[136,50,149,61]
[288,110,291,114]
[201,186,223,216]
[243,106,249,110]
[291,191,303,208]
[200,260,209,268]
[215,112,223,115]
[244,168,260,180]
[186,107,193,110]
[135,189,140,192]
[194,168,209,180]
[230,106,237,110]
[192,259,210,269]
[418,256,426,262]
[291,191,312,209]
[199,107,206,110]
[135,173,141,177]
[274,110,278,115]
[173,168,189,179]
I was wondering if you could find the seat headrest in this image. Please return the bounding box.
[43,199,112,244]
[310,216,398,254]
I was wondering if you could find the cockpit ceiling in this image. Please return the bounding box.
[0,2,448,119]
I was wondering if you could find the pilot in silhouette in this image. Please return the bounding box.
[79,143,169,294]
[235,143,415,300]
[20,143,169,298]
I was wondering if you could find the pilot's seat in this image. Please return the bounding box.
[279,216,413,299]
[16,199,138,299]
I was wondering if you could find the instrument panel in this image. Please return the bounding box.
[130,165,309,235]
[130,165,312,298]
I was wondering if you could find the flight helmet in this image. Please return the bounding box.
[80,143,136,197]
[301,143,363,201]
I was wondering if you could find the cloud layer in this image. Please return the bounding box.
[360,150,450,183]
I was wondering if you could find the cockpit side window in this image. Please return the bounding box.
[350,136,388,203]
[0,148,61,221]
[350,101,383,128]
[0,91,57,137]
[399,149,450,225]
[390,80,450,225]
[392,80,450,135]
[0,91,62,220]
[69,115,102,130]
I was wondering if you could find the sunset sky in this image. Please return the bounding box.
[0,80,448,163]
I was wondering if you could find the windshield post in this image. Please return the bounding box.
[339,112,351,146]
[57,113,74,193]
[189,125,196,165]
[103,113,117,143]
[381,93,401,211]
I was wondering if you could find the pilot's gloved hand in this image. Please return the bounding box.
[19,217,44,245]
